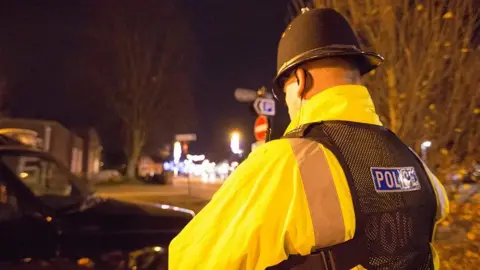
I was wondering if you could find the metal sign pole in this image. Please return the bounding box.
[266,116,273,142]
[234,86,276,143]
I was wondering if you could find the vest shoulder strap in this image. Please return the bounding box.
[281,121,369,269]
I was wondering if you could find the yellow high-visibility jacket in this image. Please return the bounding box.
[169,85,449,270]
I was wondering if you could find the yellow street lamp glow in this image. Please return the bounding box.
[230,131,241,154]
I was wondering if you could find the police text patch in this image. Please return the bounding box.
[370,167,421,193]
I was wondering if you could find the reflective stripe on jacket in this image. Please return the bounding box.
[168,85,449,270]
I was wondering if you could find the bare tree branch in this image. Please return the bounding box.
[310,0,479,176]
[88,0,196,178]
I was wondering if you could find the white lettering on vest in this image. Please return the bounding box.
[385,171,395,188]
[393,171,401,188]
[375,171,384,188]
[367,212,414,254]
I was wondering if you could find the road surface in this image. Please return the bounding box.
[95,177,223,213]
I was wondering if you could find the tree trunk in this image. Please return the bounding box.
[386,67,398,133]
[125,128,144,180]
[125,148,141,179]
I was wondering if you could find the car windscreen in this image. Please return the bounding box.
[0,151,89,211]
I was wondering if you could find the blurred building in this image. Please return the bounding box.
[138,155,164,178]
[74,127,103,178]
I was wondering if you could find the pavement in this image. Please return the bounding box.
[95,176,223,213]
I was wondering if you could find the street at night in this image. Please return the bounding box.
[96,177,221,213]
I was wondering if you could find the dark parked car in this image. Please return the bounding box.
[0,137,194,269]
[142,172,174,185]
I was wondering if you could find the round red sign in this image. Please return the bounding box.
[254,115,269,142]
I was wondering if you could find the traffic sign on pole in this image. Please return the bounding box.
[254,115,269,142]
[256,87,274,99]
[175,133,197,142]
[234,88,258,103]
[253,98,276,116]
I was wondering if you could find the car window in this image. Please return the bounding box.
[2,155,72,197]
[0,153,84,210]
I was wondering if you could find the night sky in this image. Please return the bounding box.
[0,0,292,162]
[188,0,291,159]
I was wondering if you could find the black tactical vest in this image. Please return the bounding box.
[268,121,437,270]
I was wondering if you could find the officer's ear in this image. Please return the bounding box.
[294,68,307,98]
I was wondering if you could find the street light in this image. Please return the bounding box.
[173,141,182,177]
[421,141,432,148]
[230,131,242,155]
[173,141,182,164]
[421,140,432,161]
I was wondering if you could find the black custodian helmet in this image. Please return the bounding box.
[274,8,384,89]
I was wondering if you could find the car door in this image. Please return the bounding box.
[0,150,95,269]
[0,163,58,263]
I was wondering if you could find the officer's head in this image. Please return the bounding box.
[281,57,361,119]
[274,8,384,120]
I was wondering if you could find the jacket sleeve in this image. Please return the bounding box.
[168,140,317,270]
[409,148,449,223]
[420,162,449,270]
[424,165,450,223]
[405,150,449,270]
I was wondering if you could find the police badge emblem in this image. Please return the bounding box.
[370,167,421,193]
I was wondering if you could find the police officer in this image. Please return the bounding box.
[169,8,449,270]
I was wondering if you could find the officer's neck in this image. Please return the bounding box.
[304,71,363,100]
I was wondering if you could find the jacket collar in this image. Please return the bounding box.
[284,84,383,134]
